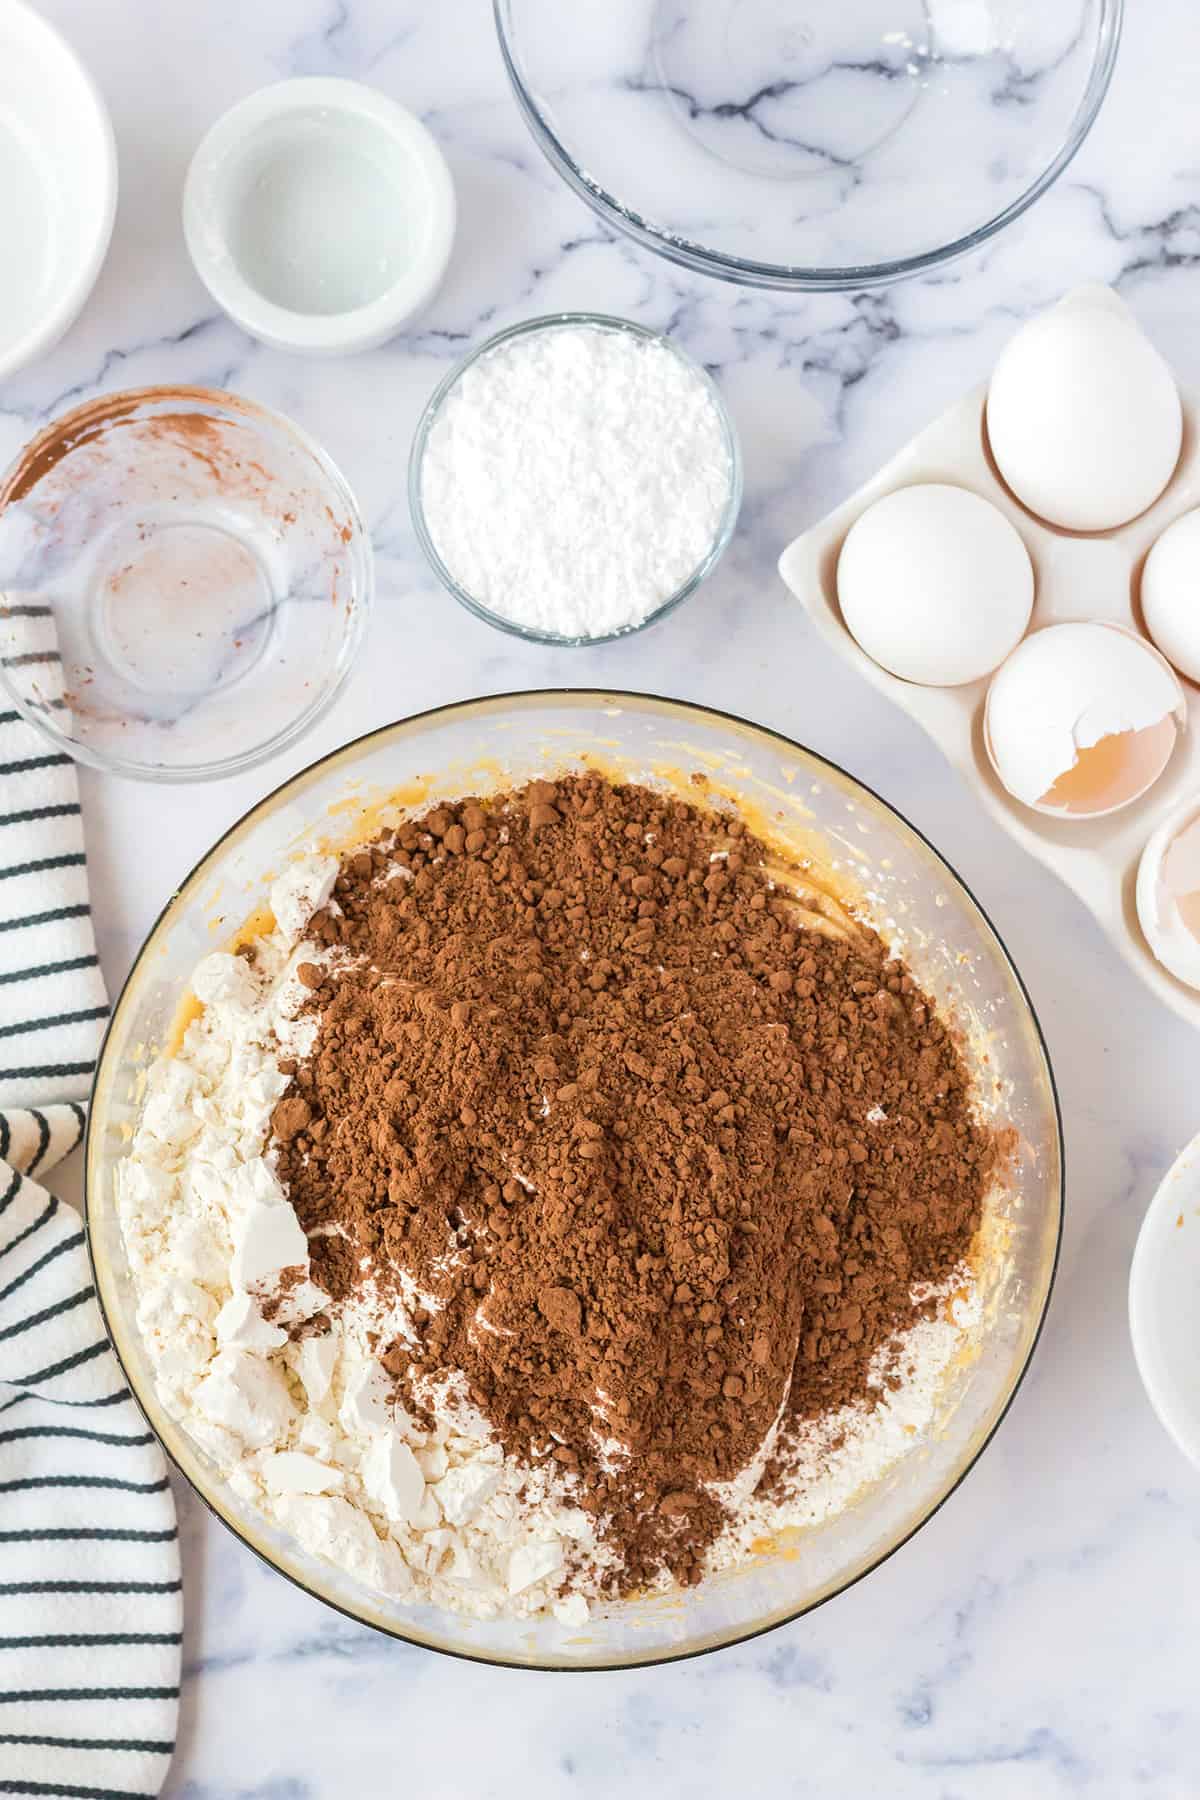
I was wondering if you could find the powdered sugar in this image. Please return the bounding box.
[419,322,733,639]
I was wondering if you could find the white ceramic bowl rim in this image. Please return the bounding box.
[0,0,118,380]
[182,75,456,353]
[1129,1131,1200,1470]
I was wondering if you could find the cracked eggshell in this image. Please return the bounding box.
[1137,800,1200,992]
[984,621,1186,818]
[836,483,1034,687]
[986,303,1182,532]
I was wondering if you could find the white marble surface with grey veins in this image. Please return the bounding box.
[9,1,1200,1794]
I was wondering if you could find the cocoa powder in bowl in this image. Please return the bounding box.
[273,773,996,1596]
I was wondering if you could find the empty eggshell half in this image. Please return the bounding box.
[1137,800,1200,991]
[985,621,1186,818]
[836,483,1034,687]
[986,304,1182,532]
[1142,508,1200,683]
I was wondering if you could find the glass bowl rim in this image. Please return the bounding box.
[406,313,744,645]
[0,383,374,784]
[84,686,1064,1671]
[493,0,1125,291]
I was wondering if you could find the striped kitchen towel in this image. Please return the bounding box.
[1,700,111,1114]
[1,709,180,1798]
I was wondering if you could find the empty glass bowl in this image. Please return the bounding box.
[86,691,1062,1669]
[0,386,372,781]
[495,0,1123,288]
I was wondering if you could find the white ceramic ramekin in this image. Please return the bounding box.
[183,77,456,356]
[0,0,118,379]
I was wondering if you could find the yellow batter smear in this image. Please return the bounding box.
[164,902,279,1056]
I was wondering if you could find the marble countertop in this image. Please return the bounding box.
[11,1,1200,1793]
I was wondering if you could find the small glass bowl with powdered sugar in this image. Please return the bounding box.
[408,313,742,645]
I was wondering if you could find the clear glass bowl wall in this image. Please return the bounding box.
[495,0,1123,288]
[86,693,1062,1670]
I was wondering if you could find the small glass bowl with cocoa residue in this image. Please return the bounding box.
[85,690,1062,1669]
[0,385,371,781]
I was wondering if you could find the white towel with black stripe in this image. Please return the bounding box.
[1,711,180,1797]
[1,704,110,1112]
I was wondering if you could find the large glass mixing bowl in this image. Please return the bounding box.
[495,0,1122,289]
[86,692,1062,1670]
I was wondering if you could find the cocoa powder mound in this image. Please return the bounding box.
[273,774,995,1593]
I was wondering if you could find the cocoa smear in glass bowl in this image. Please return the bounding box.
[0,385,370,781]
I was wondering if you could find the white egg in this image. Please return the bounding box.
[986,303,1182,532]
[836,484,1034,687]
[1142,508,1200,683]
[985,621,1185,818]
[1137,800,1200,991]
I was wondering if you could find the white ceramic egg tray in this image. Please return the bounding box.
[779,286,1200,1030]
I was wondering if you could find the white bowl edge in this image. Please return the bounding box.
[0,0,118,379]
[1129,1132,1200,1470]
